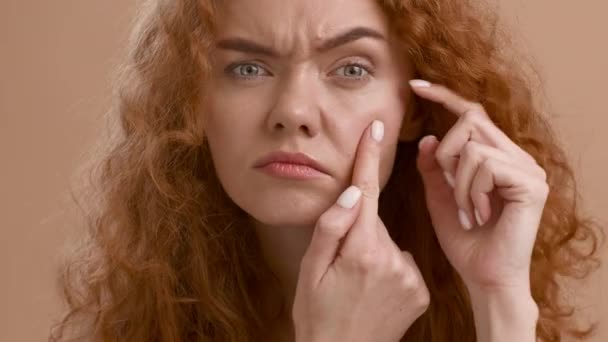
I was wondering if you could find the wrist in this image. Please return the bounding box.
[467,283,538,342]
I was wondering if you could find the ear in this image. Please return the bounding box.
[398,97,425,142]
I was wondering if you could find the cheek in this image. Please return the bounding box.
[331,87,405,189]
[202,96,254,189]
[203,88,265,153]
[331,81,406,136]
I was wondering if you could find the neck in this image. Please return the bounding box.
[252,218,315,330]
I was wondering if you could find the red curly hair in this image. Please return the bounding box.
[49,0,603,341]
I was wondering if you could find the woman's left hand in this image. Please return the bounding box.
[411,80,549,293]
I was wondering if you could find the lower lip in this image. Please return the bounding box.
[256,162,326,180]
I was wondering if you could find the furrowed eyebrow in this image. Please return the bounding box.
[215,26,386,57]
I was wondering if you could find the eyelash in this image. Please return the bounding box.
[225,60,375,82]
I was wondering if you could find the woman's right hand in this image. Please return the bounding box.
[292,120,430,342]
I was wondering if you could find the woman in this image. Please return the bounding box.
[49,0,602,341]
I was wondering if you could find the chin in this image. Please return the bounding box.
[238,189,336,228]
[251,207,319,227]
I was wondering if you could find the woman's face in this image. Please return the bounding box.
[202,0,415,227]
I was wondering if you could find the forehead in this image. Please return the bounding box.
[214,0,390,47]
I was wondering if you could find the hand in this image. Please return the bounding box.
[412,79,549,293]
[293,120,429,342]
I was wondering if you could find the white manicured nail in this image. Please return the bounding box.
[371,120,384,142]
[458,209,473,230]
[409,79,432,88]
[444,172,455,188]
[337,185,362,209]
[474,208,484,226]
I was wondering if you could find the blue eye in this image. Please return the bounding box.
[224,61,374,81]
[338,63,369,78]
[226,63,270,79]
[334,62,374,81]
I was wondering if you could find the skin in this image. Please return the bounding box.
[203,0,413,333]
[202,0,546,341]
[413,83,544,342]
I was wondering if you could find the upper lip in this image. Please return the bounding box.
[253,151,329,174]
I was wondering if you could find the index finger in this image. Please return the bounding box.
[340,119,384,256]
[409,81,534,163]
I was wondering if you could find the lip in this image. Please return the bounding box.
[253,151,329,178]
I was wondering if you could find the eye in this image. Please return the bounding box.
[226,62,271,79]
[333,62,374,80]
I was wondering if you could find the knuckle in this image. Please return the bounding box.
[400,272,419,290]
[462,141,479,161]
[398,261,422,290]
[463,110,477,123]
[471,101,485,114]
[471,102,486,113]
[399,251,416,268]
[420,285,431,303]
[534,181,550,200]
[434,147,450,171]
[389,261,403,278]
[388,254,407,277]
[395,252,429,311]
[355,250,381,271]
[401,250,414,261]
[480,157,497,174]
[536,165,548,182]
[519,178,550,204]
[521,151,538,164]
[463,106,481,120]
[459,143,483,170]
[415,287,431,312]
[462,105,488,127]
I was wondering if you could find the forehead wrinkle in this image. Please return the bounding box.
[216,0,389,59]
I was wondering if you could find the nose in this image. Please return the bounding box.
[265,71,321,138]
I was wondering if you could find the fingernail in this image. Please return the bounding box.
[418,135,436,151]
[443,171,455,188]
[474,208,484,226]
[371,120,384,142]
[409,79,432,88]
[458,209,473,230]
[337,185,362,209]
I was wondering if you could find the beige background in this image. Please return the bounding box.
[1,1,606,341]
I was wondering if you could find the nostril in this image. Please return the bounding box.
[272,122,315,136]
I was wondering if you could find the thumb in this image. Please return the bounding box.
[300,185,362,287]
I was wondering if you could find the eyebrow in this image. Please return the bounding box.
[215,26,386,57]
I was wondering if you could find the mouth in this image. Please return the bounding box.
[253,151,329,180]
